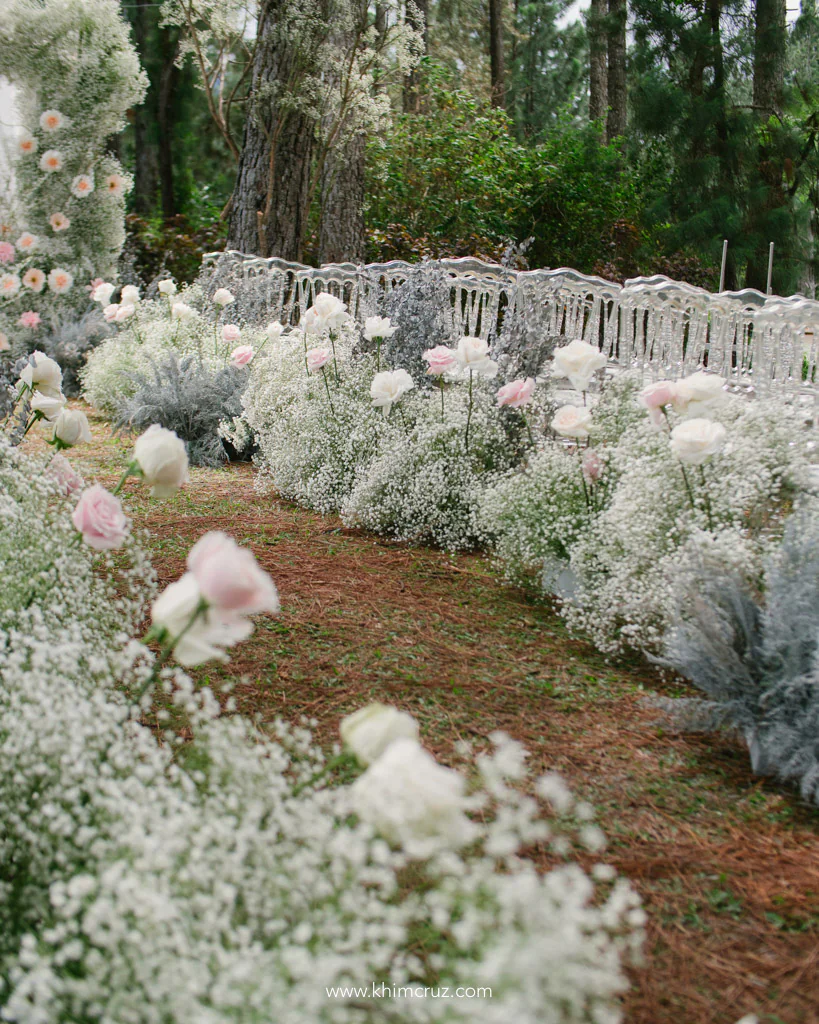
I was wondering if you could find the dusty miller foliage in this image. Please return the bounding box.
[378,264,459,381]
[37,309,113,397]
[494,312,564,382]
[114,354,249,467]
[660,507,819,805]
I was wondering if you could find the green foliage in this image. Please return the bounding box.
[366,68,662,274]
[123,202,228,286]
[507,0,588,136]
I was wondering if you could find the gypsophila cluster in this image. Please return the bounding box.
[0,0,146,354]
[82,282,275,421]
[342,380,522,550]
[560,393,815,653]
[0,445,644,1021]
[244,321,402,513]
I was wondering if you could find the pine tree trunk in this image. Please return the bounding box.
[588,0,608,124]
[226,0,315,260]
[318,133,367,264]
[157,27,180,221]
[131,0,157,215]
[403,0,429,112]
[605,0,627,141]
[489,0,506,108]
[746,0,787,291]
[753,0,787,116]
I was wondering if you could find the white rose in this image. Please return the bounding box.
[151,572,251,667]
[455,336,498,378]
[313,292,347,321]
[120,284,140,306]
[552,339,607,392]
[302,307,323,336]
[157,279,177,296]
[212,288,234,307]
[340,703,419,766]
[133,425,189,497]
[53,408,92,446]
[370,368,415,414]
[673,371,726,418]
[551,404,593,439]
[363,316,397,341]
[92,282,116,305]
[103,303,121,323]
[266,321,285,341]
[19,351,62,397]
[669,418,727,465]
[349,738,476,854]
[171,302,195,322]
[30,391,66,420]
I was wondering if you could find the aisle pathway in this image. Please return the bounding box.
[27,407,819,1024]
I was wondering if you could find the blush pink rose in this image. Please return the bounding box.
[230,344,254,367]
[71,484,129,551]
[222,324,241,343]
[47,453,84,496]
[187,531,280,615]
[582,449,604,484]
[422,345,457,376]
[0,242,15,264]
[306,347,331,372]
[638,380,677,411]
[497,377,535,409]
[19,310,42,328]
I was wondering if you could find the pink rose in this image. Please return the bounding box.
[103,303,120,322]
[582,449,604,484]
[87,277,104,294]
[306,347,331,372]
[497,377,535,409]
[230,345,254,367]
[47,453,84,496]
[0,242,15,264]
[114,304,135,323]
[222,324,241,343]
[71,484,129,551]
[638,380,676,412]
[19,311,42,329]
[187,531,280,615]
[422,345,457,376]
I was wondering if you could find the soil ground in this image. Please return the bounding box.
[25,405,819,1024]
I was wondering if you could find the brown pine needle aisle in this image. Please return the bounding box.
[25,404,819,1024]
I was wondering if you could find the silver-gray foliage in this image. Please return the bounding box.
[379,265,457,381]
[114,355,250,467]
[661,507,819,804]
[38,309,113,397]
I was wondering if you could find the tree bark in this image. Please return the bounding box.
[131,0,158,215]
[605,0,627,141]
[403,0,429,112]
[752,0,787,116]
[488,0,506,109]
[746,0,787,291]
[157,26,180,221]
[588,0,608,124]
[226,0,315,260]
[318,133,367,263]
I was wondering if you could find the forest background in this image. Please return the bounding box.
[116,0,819,296]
